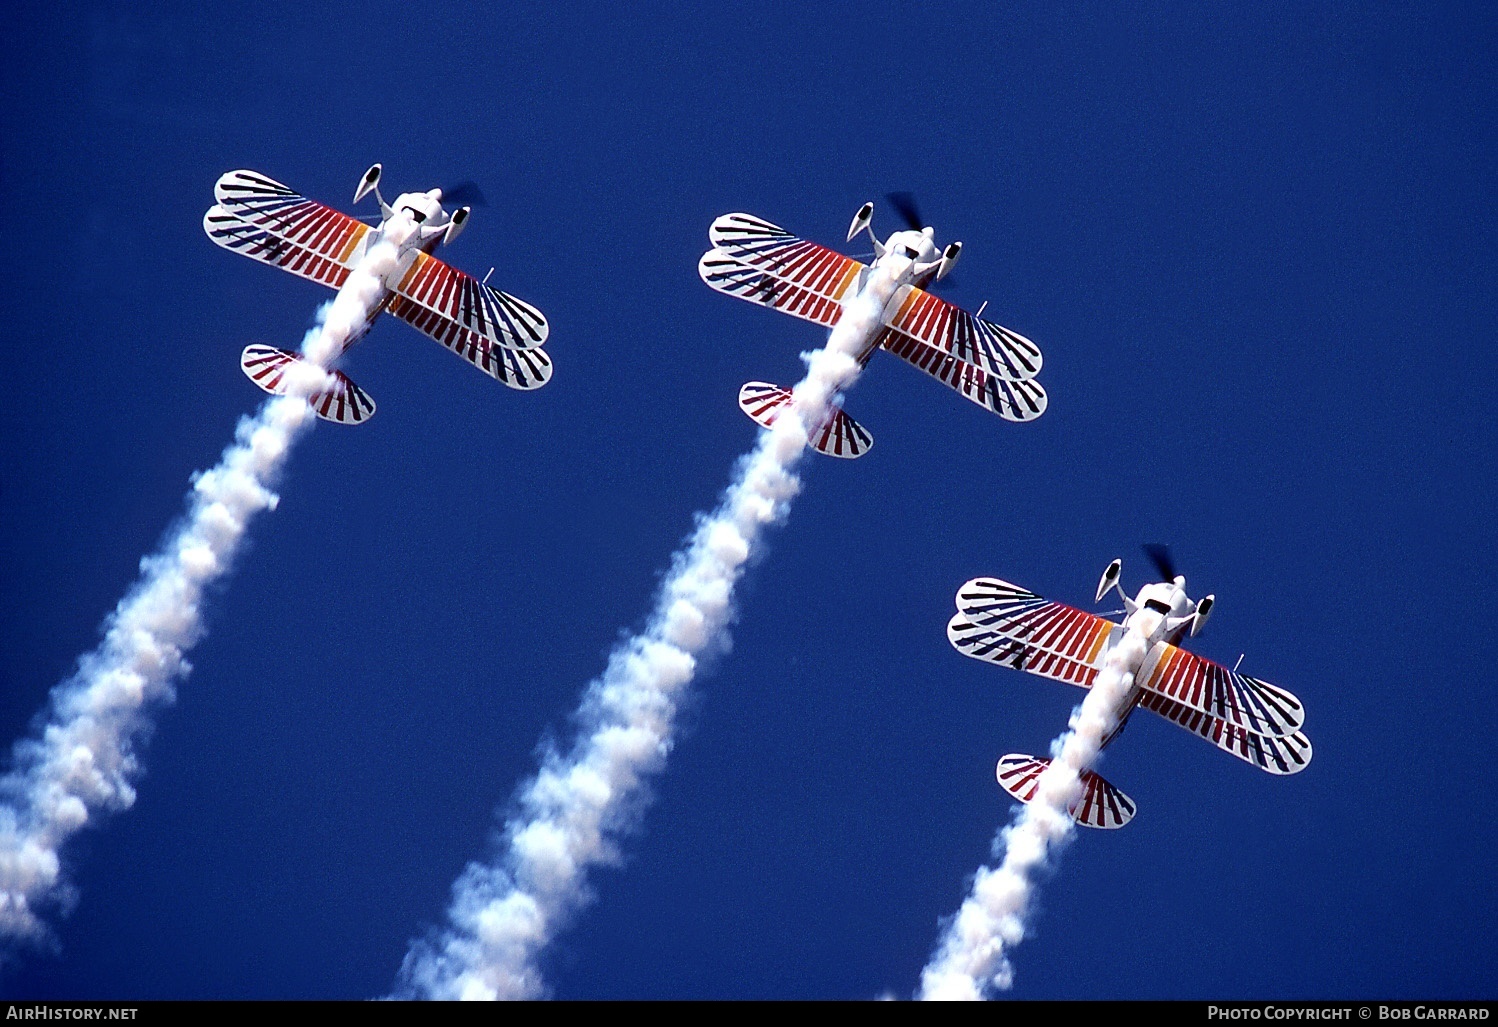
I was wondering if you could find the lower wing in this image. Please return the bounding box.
[698,213,867,328]
[952,578,1118,669]
[948,612,1117,690]
[210,170,370,274]
[879,328,1048,422]
[203,205,358,291]
[698,250,849,329]
[881,284,1043,382]
[387,296,552,390]
[1139,691,1313,775]
[1138,642,1306,737]
[390,251,548,352]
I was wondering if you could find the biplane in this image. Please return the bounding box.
[205,164,551,423]
[699,195,1047,457]
[947,548,1311,829]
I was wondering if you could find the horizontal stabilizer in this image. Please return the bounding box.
[737,382,872,459]
[240,345,375,425]
[996,754,1136,829]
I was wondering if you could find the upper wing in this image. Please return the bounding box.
[698,213,867,329]
[881,285,1042,382]
[390,251,548,352]
[947,577,1121,689]
[1137,642,1306,737]
[211,170,370,276]
[877,326,1048,422]
[1138,691,1313,775]
[387,296,552,391]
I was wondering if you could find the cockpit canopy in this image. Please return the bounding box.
[394,188,446,227]
[1135,577,1194,621]
[886,226,938,265]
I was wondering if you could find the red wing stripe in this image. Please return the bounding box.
[1140,643,1305,736]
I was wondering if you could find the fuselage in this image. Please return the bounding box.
[1100,576,1199,747]
[328,189,449,359]
[845,227,946,363]
[1122,576,1196,649]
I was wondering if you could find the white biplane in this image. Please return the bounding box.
[947,547,1311,829]
[698,195,1047,458]
[204,164,551,423]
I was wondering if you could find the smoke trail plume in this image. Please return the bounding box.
[917,626,1150,1000]
[0,240,398,942]
[396,267,903,1001]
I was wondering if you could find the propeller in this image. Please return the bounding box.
[1143,543,1179,583]
[886,191,924,231]
[883,191,961,287]
[441,181,488,208]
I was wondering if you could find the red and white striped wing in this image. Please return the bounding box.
[390,251,548,352]
[210,170,369,285]
[204,205,364,291]
[1137,642,1306,737]
[948,577,1119,688]
[948,613,1108,689]
[878,326,1048,422]
[881,285,1043,381]
[387,296,552,391]
[698,213,867,329]
[1138,692,1313,775]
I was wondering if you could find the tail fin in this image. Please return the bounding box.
[737,381,872,459]
[996,754,1136,829]
[240,345,376,425]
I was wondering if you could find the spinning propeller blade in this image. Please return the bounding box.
[1144,543,1178,582]
[441,181,488,208]
[886,191,924,231]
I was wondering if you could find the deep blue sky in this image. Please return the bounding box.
[1,0,1493,1001]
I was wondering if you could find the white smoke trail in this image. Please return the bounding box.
[0,239,399,943]
[396,266,903,1001]
[916,626,1150,1000]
